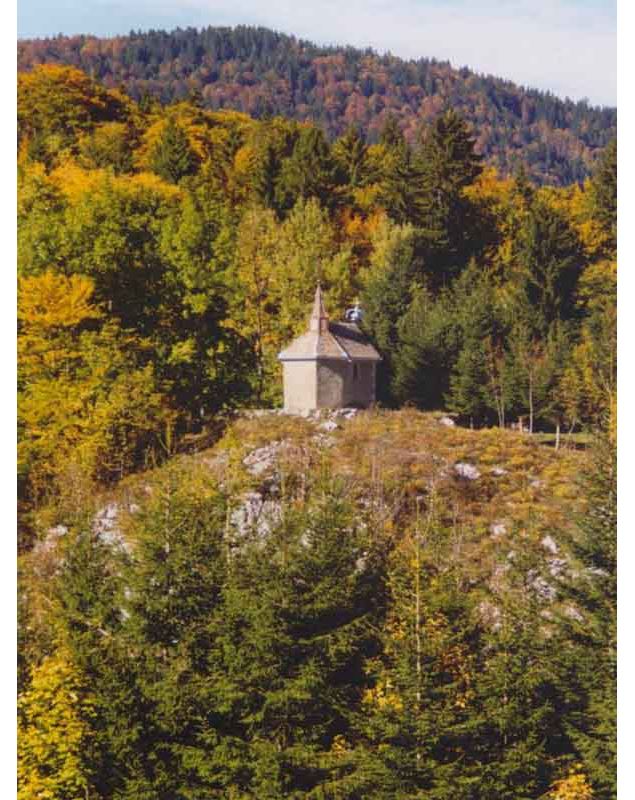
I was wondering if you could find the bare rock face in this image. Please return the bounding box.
[454,462,481,480]
[93,502,133,552]
[243,441,283,477]
[230,491,282,539]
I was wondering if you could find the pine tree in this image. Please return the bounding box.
[346,492,486,799]
[447,267,506,425]
[115,467,231,798]
[412,110,483,282]
[213,484,385,797]
[150,117,197,184]
[517,198,583,331]
[373,114,415,224]
[276,126,338,211]
[589,138,617,257]
[333,124,369,189]
[361,219,420,403]
[392,286,458,409]
[554,431,616,798]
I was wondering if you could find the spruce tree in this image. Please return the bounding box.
[375,114,415,224]
[150,117,197,184]
[333,124,369,189]
[213,485,385,797]
[589,138,617,257]
[276,126,338,211]
[412,110,483,282]
[115,467,230,799]
[392,286,458,409]
[517,198,583,331]
[554,431,616,798]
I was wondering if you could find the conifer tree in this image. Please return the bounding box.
[412,110,483,281]
[346,492,486,799]
[114,468,230,798]
[276,126,338,211]
[213,485,385,797]
[392,286,458,409]
[589,138,617,257]
[333,124,369,189]
[150,117,197,184]
[373,114,415,224]
[554,431,616,798]
[517,198,583,331]
[361,219,420,403]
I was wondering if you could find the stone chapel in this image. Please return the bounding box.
[278,285,381,412]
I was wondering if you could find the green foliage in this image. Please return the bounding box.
[554,432,616,798]
[149,117,198,184]
[392,286,458,408]
[276,125,339,211]
[361,218,420,402]
[588,138,617,257]
[517,198,583,330]
[412,109,483,281]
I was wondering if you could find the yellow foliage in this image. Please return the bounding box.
[18,272,101,331]
[548,768,594,800]
[49,160,110,201]
[18,650,97,800]
[362,681,404,713]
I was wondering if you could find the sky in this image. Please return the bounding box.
[17,0,617,107]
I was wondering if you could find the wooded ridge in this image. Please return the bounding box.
[18,24,617,185]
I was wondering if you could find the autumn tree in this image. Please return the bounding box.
[18,649,99,800]
[18,64,130,164]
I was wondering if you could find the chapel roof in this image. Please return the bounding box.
[278,285,381,362]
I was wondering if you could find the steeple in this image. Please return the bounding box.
[309,283,329,334]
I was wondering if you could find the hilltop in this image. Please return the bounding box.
[31,408,585,590]
[18,24,616,185]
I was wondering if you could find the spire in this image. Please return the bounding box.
[309,283,329,333]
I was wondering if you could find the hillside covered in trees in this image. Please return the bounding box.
[18,25,617,185]
[17,63,616,799]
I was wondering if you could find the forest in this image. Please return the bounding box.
[17,63,616,799]
[18,25,617,186]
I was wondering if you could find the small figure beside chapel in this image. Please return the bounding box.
[278,285,381,413]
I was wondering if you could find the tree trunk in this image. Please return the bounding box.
[555,421,561,451]
[414,499,423,770]
[528,372,534,434]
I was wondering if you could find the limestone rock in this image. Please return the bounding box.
[243,441,282,477]
[230,491,281,538]
[454,462,481,480]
